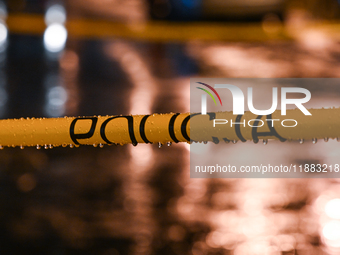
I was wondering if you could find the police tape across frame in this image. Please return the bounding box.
[0,108,339,148]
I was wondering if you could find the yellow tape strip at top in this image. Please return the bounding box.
[6,14,340,43]
[6,14,289,42]
[0,108,339,148]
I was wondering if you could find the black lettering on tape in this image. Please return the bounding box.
[100,116,137,146]
[70,117,98,145]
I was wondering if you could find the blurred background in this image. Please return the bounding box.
[0,0,340,254]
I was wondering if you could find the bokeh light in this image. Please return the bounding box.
[322,220,340,248]
[43,24,67,53]
[45,4,67,25]
[325,199,340,220]
[0,22,7,51]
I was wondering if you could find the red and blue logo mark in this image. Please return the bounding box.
[196,82,223,106]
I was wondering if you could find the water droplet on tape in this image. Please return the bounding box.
[263,139,268,145]
[69,144,74,148]
[324,137,329,142]
[232,140,237,144]
[36,145,41,149]
[158,142,163,149]
[299,139,304,144]
[20,145,24,149]
[167,142,172,147]
[99,143,104,148]
[312,138,317,144]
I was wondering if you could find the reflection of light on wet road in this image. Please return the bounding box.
[43,2,73,117]
[187,37,340,77]
[44,72,68,117]
[106,41,157,254]
[187,44,292,77]
[105,41,156,115]
[59,50,80,116]
[46,86,67,116]
[315,186,340,254]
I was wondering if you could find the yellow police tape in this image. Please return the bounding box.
[0,108,339,149]
[6,14,340,43]
[7,14,289,42]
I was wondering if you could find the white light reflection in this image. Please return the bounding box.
[45,4,66,25]
[0,21,7,53]
[44,73,68,117]
[322,220,340,247]
[44,24,67,53]
[234,240,280,255]
[0,22,7,43]
[45,86,67,117]
[48,86,67,106]
[315,189,340,253]
[325,199,340,220]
